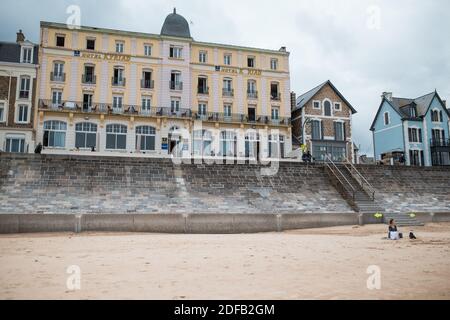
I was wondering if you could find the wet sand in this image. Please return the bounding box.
[0,223,449,300]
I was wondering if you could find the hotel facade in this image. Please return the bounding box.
[36,9,292,159]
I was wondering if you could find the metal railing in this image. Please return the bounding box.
[342,158,375,200]
[170,81,183,90]
[19,90,29,99]
[111,77,126,86]
[81,74,96,84]
[38,99,290,125]
[50,72,66,82]
[141,79,154,89]
[430,138,450,147]
[222,88,234,97]
[197,86,209,95]
[247,90,258,99]
[324,154,356,201]
[270,93,281,101]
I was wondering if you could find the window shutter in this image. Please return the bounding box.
[418,128,422,142]
[334,122,337,141]
[440,111,443,122]
[320,122,324,140]
[343,122,347,141]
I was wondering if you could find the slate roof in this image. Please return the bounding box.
[294,80,357,114]
[160,9,191,38]
[0,41,38,64]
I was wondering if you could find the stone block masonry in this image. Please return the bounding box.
[0,153,449,215]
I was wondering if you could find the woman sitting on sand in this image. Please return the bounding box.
[388,219,402,239]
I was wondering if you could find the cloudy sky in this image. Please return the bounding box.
[1,0,449,155]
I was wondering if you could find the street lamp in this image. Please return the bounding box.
[301,117,312,145]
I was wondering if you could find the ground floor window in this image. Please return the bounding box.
[245,131,260,158]
[136,125,156,151]
[5,135,26,153]
[431,151,450,166]
[43,120,67,148]
[409,149,424,166]
[106,124,127,150]
[193,130,212,156]
[312,143,347,162]
[220,131,236,157]
[268,135,285,158]
[75,122,97,149]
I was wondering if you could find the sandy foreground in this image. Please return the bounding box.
[0,223,449,300]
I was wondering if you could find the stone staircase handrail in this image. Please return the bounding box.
[343,158,376,200]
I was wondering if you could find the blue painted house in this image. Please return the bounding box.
[370,91,450,166]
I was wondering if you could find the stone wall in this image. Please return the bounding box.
[0,153,449,215]
[356,165,450,213]
[0,153,351,214]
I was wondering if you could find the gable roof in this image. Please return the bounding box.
[0,41,38,64]
[370,91,449,131]
[294,80,357,114]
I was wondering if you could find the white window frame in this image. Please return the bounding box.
[247,56,255,68]
[199,51,207,63]
[334,102,342,111]
[21,46,33,64]
[5,134,27,153]
[270,58,278,70]
[16,104,29,124]
[106,124,127,150]
[112,95,123,112]
[334,120,345,141]
[144,44,152,56]
[18,76,31,100]
[169,45,183,59]
[312,100,321,110]
[141,96,152,113]
[271,107,280,120]
[51,90,63,108]
[43,120,67,148]
[115,41,124,53]
[75,122,98,149]
[224,104,232,118]
[0,100,6,123]
[198,103,207,116]
[171,99,181,113]
[224,54,232,65]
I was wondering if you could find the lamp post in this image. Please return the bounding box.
[301,117,312,145]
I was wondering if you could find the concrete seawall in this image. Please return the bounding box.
[1,212,449,234]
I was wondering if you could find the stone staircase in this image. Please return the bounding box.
[324,157,384,213]
[383,213,424,227]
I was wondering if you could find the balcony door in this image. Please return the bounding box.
[83,94,93,112]
[248,107,256,122]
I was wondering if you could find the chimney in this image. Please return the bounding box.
[382,92,392,101]
[443,100,447,107]
[279,46,286,52]
[16,29,25,43]
[290,92,296,110]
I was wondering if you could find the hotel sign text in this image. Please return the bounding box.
[217,66,262,76]
[78,51,131,62]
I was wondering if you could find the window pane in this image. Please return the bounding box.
[106,134,115,149]
[86,133,96,148]
[75,132,86,148]
[117,135,126,149]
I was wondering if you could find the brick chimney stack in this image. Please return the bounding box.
[16,30,25,43]
[290,92,296,110]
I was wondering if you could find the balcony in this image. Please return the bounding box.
[247,90,258,99]
[141,79,155,89]
[38,99,291,126]
[270,93,281,101]
[19,90,30,99]
[50,72,66,82]
[81,74,96,85]
[170,81,183,91]
[430,139,450,149]
[222,88,234,97]
[197,86,209,95]
[112,77,126,87]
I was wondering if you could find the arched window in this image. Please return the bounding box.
[220,130,237,157]
[193,130,212,156]
[136,125,156,151]
[106,124,127,150]
[324,100,332,116]
[75,122,97,149]
[43,120,67,148]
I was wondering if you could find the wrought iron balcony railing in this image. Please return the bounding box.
[141,79,155,89]
[197,86,209,95]
[222,88,234,97]
[38,99,291,126]
[430,138,450,148]
[170,81,183,90]
[270,93,281,101]
[50,72,66,82]
[111,77,126,86]
[81,74,96,84]
[247,90,258,99]
[19,90,30,99]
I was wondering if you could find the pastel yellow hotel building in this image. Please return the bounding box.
[36,9,292,159]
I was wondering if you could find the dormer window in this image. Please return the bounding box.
[409,106,417,118]
[21,47,32,63]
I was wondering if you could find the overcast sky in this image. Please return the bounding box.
[1,0,449,155]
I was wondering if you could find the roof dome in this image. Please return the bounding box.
[160,8,191,38]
